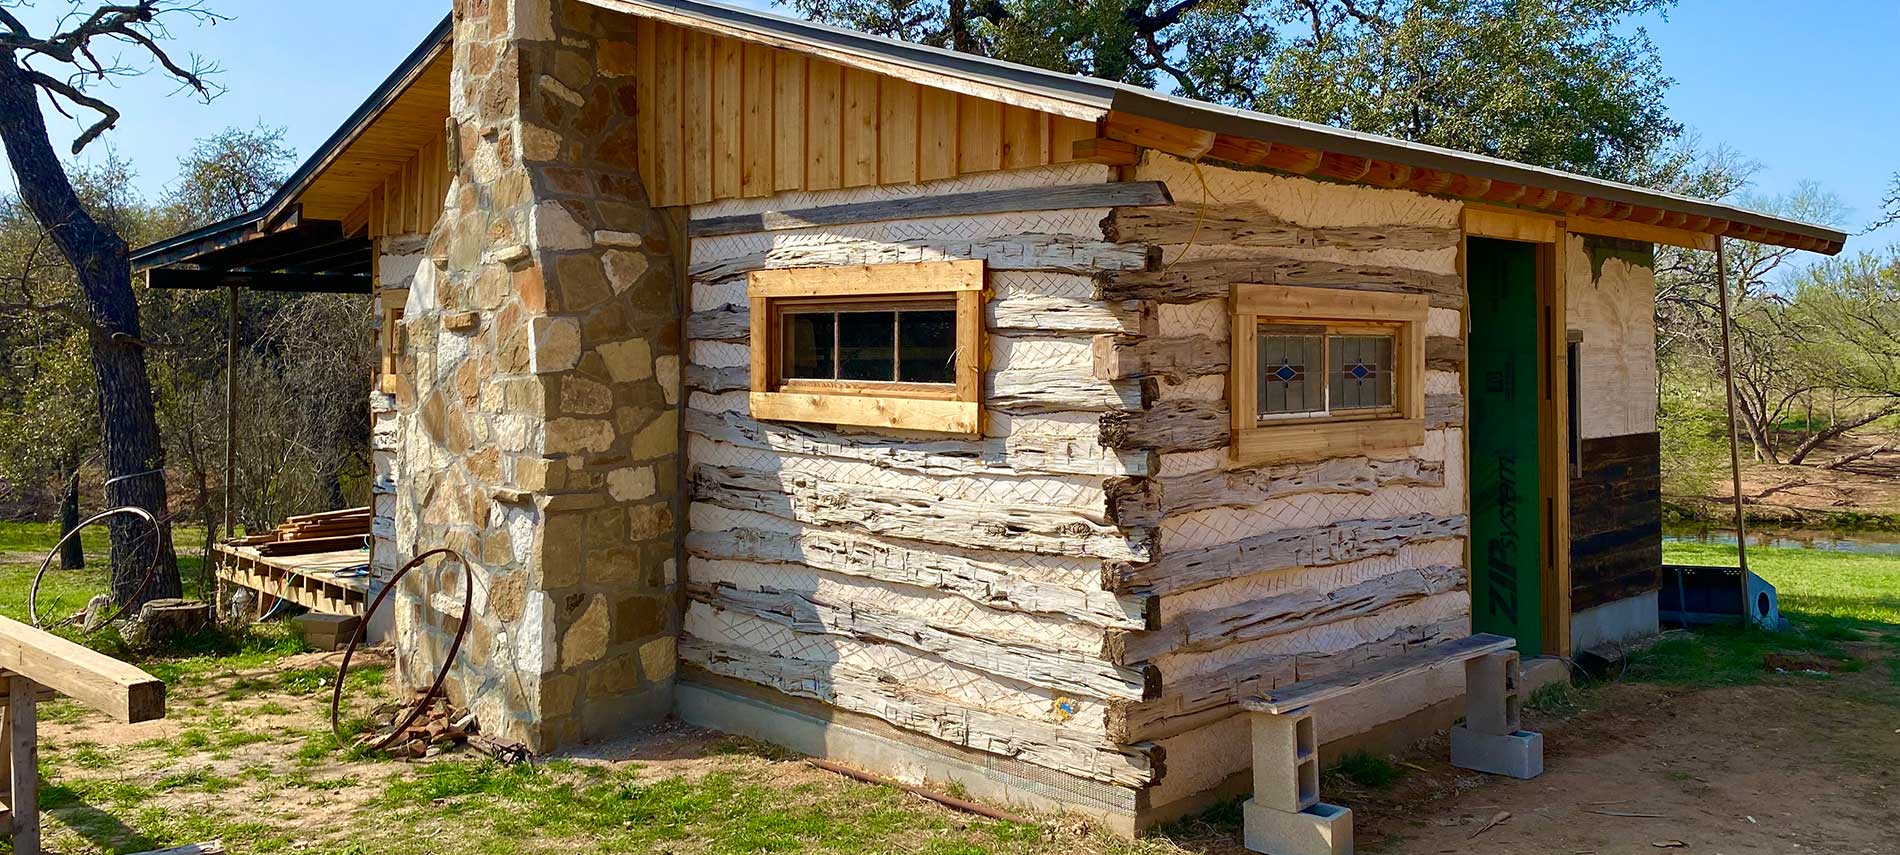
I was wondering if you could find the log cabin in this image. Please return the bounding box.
[131,0,1847,836]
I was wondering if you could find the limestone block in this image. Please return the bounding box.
[586,653,644,697]
[655,354,681,405]
[542,672,579,718]
[604,248,649,292]
[629,416,676,461]
[1242,800,1352,855]
[598,338,654,383]
[539,513,584,588]
[560,595,610,669]
[531,316,582,374]
[533,201,592,251]
[560,375,613,415]
[638,635,678,683]
[545,417,614,454]
[608,466,657,502]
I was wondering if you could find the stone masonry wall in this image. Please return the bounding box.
[390,0,682,751]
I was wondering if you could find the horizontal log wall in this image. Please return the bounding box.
[1095,153,1474,806]
[1570,432,1663,611]
[682,163,1171,788]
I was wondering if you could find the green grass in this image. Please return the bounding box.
[1326,752,1402,790]
[1626,542,1900,689]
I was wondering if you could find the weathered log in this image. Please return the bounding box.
[989,366,1146,414]
[1106,204,1461,252]
[1110,513,1468,597]
[1099,399,1229,453]
[686,304,750,341]
[1425,393,1465,429]
[690,181,1174,237]
[693,582,1155,701]
[1108,565,1466,663]
[1426,335,1465,372]
[685,364,749,393]
[685,408,1151,479]
[1104,257,1464,308]
[680,639,1160,786]
[686,523,1152,630]
[693,234,1157,282]
[989,293,1146,335]
[1104,616,1465,742]
[1108,455,1447,526]
[692,463,1151,561]
[1094,334,1229,383]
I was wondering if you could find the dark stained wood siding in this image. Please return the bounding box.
[1569,432,1662,612]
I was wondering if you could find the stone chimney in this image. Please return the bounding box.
[389,0,682,751]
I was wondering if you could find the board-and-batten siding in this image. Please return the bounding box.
[681,163,1167,787]
[619,17,1095,208]
[1096,154,1472,805]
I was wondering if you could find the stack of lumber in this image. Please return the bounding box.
[230,507,371,556]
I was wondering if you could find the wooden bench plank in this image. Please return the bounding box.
[0,617,166,724]
[1242,633,1516,714]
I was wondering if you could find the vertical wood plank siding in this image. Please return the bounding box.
[629,20,1092,207]
[347,124,452,240]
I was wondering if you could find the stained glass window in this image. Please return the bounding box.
[1328,334,1395,410]
[1258,328,1324,416]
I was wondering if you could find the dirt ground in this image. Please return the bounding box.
[1716,439,1900,524]
[30,642,1900,854]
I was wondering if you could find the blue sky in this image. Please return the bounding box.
[6,0,1894,257]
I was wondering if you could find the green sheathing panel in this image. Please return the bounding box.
[1467,238,1543,656]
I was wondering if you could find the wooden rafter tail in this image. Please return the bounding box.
[1103,111,1215,158]
[1519,186,1558,209]
[1658,210,1689,228]
[1628,205,1666,225]
[1605,202,1635,220]
[1071,137,1140,165]
[1549,191,1589,214]
[1405,167,1456,194]
[1205,134,1274,166]
[1446,173,1492,198]
[1258,141,1323,174]
[1359,160,1413,188]
[1578,197,1615,217]
[1681,214,1712,231]
[1481,180,1526,204]
[1316,152,1372,182]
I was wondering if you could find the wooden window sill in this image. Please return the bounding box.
[750,391,981,436]
[1230,417,1424,467]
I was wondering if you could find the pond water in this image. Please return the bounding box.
[1664,526,1900,556]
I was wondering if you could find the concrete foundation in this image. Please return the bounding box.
[1571,590,1659,652]
[1450,727,1544,779]
[1243,799,1353,855]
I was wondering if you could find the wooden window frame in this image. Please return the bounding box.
[1230,283,1428,465]
[749,260,984,435]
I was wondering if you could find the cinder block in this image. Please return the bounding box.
[1251,709,1319,813]
[1242,798,1353,855]
[1464,651,1521,735]
[1450,726,1543,779]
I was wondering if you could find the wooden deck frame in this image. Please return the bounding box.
[213,544,373,616]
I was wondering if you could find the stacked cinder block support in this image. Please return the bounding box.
[389,0,683,751]
[1242,708,1352,855]
[1450,651,1542,779]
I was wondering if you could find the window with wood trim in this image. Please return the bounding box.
[1231,284,1428,464]
[749,260,984,434]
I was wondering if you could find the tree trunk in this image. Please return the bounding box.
[59,467,84,570]
[0,51,180,607]
[1786,404,1899,465]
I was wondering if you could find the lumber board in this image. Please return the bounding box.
[691,463,1150,561]
[686,522,1151,630]
[1109,566,1466,663]
[694,234,1154,282]
[1111,513,1468,598]
[1105,257,1464,308]
[0,616,164,723]
[681,638,1159,786]
[8,676,35,854]
[690,182,1172,237]
[692,582,1154,700]
[1242,633,1514,714]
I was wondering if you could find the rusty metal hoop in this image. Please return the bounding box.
[329,547,473,752]
[28,506,164,632]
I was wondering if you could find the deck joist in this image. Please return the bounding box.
[213,544,373,616]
